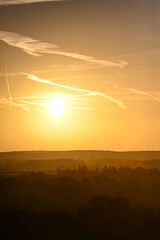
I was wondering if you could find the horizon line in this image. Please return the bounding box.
[0,149,160,153]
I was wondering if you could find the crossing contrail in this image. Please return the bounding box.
[5,62,12,110]
[0,97,30,112]
[24,73,126,109]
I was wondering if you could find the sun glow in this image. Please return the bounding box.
[48,98,64,116]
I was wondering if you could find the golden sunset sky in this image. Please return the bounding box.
[0,0,159,151]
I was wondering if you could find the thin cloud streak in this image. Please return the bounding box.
[0,31,128,68]
[0,0,63,5]
[14,93,88,100]
[5,62,12,110]
[20,100,48,108]
[0,72,74,81]
[20,100,92,112]
[25,73,91,93]
[25,73,126,109]
[0,97,30,112]
[121,87,160,104]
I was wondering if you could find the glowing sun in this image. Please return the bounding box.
[48,98,64,116]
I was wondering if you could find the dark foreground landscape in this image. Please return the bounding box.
[1,151,160,240]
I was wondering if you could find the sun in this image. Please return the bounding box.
[48,98,64,116]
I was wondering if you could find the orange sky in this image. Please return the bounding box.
[0,0,160,151]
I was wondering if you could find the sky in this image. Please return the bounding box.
[0,0,160,151]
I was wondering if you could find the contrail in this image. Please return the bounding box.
[119,87,160,104]
[25,73,91,93]
[0,31,128,68]
[0,0,63,5]
[5,62,12,110]
[0,97,30,112]
[20,100,91,111]
[20,100,48,108]
[14,93,88,100]
[24,73,126,109]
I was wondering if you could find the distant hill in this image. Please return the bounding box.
[15,159,84,170]
[0,151,160,170]
[0,150,160,161]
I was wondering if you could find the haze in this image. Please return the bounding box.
[0,0,159,151]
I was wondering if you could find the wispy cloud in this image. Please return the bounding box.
[24,73,126,109]
[14,93,88,100]
[5,62,12,110]
[0,97,30,112]
[0,0,63,5]
[25,73,91,93]
[128,88,160,103]
[119,87,160,104]
[0,31,128,68]
[18,100,92,113]
[20,100,48,108]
